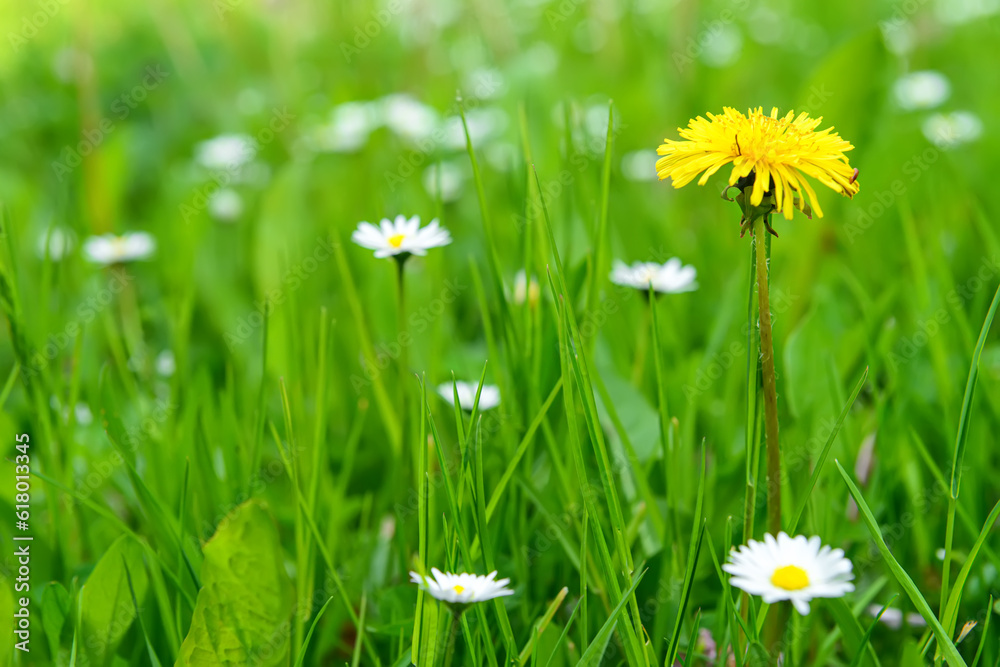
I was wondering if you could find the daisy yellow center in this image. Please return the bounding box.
[452,585,465,594]
[770,564,810,591]
[388,234,405,248]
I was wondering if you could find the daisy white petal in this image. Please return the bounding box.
[352,215,453,260]
[83,232,156,265]
[410,568,514,607]
[610,257,698,294]
[437,381,501,411]
[724,532,854,616]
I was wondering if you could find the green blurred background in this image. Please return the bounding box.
[1,0,1000,664]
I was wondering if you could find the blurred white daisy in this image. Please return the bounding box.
[422,161,465,203]
[36,227,75,261]
[512,270,540,307]
[893,71,951,110]
[922,111,983,149]
[50,396,93,425]
[381,94,439,143]
[156,350,176,377]
[700,24,744,68]
[195,134,257,171]
[409,568,514,606]
[484,141,518,173]
[620,149,659,182]
[83,232,155,265]
[441,108,507,151]
[866,604,928,630]
[208,188,244,222]
[723,532,855,615]
[351,215,451,259]
[610,258,697,294]
[315,101,381,153]
[438,381,500,411]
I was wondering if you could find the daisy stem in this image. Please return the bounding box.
[754,214,785,653]
[630,299,650,386]
[396,258,409,451]
[442,608,462,667]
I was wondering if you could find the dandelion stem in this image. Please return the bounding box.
[754,214,784,652]
[753,216,782,536]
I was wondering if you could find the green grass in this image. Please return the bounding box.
[1,0,1000,665]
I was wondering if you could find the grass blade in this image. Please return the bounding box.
[942,498,1000,636]
[664,447,708,667]
[789,366,869,532]
[517,586,570,666]
[836,460,968,667]
[576,569,648,667]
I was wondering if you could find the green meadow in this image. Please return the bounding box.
[1,0,999,665]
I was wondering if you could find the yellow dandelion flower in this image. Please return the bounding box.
[656,107,860,220]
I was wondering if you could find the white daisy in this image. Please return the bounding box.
[723,532,855,615]
[437,381,500,411]
[351,215,451,259]
[610,258,698,294]
[156,350,176,377]
[409,568,514,606]
[512,270,540,307]
[208,188,244,222]
[422,161,465,203]
[922,110,983,149]
[83,232,155,265]
[314,101,381,153]
[620,149,659,182]
[893,71,950,110]
[195,134,257,171]
[36,227,75,261]
[866,604,927,630]
[381,94,439,143]
[441,108,507,151]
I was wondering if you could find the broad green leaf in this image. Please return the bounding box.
[80,535,149,667]
[175,500,294,666]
